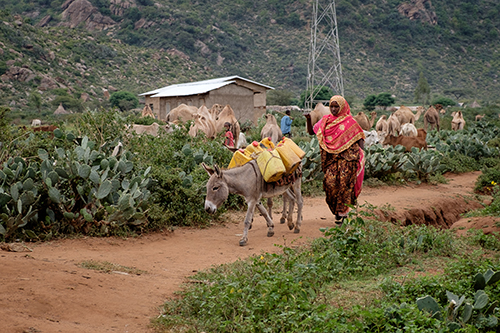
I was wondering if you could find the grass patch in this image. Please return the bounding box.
[154,217,500,332]
[79,260,147,275]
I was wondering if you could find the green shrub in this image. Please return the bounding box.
[109,91,139,111]
[475,167,500,194]
[431,96,456,107]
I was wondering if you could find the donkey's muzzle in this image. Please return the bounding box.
[204,200,217,214]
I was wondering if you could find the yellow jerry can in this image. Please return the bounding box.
[275,142,302,174]
[280,137,306,159]
[228,149,253,169]
[256,149,286,182]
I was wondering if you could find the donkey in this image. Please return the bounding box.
[202,161,303,246]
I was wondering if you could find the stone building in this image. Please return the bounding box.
[139,76,273,125]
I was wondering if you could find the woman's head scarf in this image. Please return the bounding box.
[313,95,365,154]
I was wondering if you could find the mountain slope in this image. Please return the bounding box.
[0,0,499,117]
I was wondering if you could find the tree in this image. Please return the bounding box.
[30,91,42,113]
[443,88,472,101]
[299,85,334,108]
[431,96,456,107]
[363,94,377,111]
[414,72,430,105]
[375,92,395,109]
[267,90,295,106]
[110,91,139,111]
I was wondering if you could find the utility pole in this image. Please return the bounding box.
[305,0,343,111]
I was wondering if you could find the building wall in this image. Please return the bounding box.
[253,92,267,124]
[206,84,254,124]
[143,82,269,125]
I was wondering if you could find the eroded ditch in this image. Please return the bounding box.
[371,196,485,228]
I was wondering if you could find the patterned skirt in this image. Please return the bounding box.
[321,143,361,216]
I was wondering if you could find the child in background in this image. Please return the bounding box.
[224,122,234,148]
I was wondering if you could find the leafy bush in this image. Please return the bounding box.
[432,96,456,107]
[109,91,139,111]
[475,168,500,194]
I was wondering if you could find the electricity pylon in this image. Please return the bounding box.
[305,0,343,111]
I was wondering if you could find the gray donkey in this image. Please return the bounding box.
[202,161,303,246]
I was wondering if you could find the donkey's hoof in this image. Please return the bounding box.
[288,223,295,231]
[280,217,286,224]
[248,223,252,230]
[267,230,275,237]
[294,228,300,234]
[239,239,247,246]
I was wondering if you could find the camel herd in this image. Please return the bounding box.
[306,102,477,152]
[133,103,246,147]
[126,101,480,155]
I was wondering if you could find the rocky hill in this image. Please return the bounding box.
[0,0,499,121]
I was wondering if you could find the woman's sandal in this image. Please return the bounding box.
[335,216,345,226]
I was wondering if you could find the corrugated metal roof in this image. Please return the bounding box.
[140,76,274,98]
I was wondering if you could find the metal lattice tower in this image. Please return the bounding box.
[305,0,343,111]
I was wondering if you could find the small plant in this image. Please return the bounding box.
[415,269,500,331]
[79,260,147,275]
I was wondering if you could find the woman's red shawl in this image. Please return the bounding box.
[313,100,365,154]
[313,97,366,197]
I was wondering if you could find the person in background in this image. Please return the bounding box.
[223,122,234,148]
[304,95,365,226]
[280,110,293,138]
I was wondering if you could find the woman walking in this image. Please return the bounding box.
[305,95,365,225]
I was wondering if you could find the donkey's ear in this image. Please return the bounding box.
[214,164,222,178]
[201,162,215,176]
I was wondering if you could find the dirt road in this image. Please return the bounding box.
[1,171,499,333]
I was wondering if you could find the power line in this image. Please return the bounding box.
[305,0,343,110]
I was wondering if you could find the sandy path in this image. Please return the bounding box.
[1,171,498,333]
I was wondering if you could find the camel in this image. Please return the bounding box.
[209,103,225,120]
[166,103,198,122]
[128,123,172,136]
[451,111,466,130]
[260,114,282,144]
[375,115,389,134]
[393,105,423,125]
[215,104,240,146]
[202,161,303,246]
[414,106,424,121]
[399,123,418,137]
[424,106,440,132]
[308,103,330,127]
[475,114,485,121]
[353,111,377,131]
[188,113,217,139]
[141,105,155,118]
[387,113,401,136]
[382,134,427,152]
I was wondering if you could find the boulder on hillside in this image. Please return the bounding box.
[60,0,116,31]
[398,0,437,25]
[4,66,36,82]
[110,0,136,16]
[80,92,90,102]
[36,15,52,27]
[38,75,60,91]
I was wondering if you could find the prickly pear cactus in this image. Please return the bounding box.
[0,131,152,241]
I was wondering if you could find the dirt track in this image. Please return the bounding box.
[1,171,499,333]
